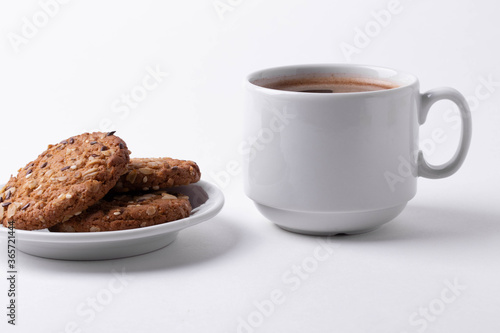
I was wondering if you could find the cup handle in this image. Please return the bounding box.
[418,87,472,179]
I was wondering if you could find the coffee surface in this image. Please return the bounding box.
[253,74,399,93]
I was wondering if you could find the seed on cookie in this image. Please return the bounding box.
[138,168,153,175]
[6,204,18,218]
[82,167,99,176]
[27,180,38,189]
[83,172,99,180]
[146,206,156,216]
[87,159,102,166]
[147,162,160,168]
[125,170,137,183]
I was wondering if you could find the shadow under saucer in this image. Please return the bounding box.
[17,215,244,273]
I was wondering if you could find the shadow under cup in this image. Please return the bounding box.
[243,64,471,235]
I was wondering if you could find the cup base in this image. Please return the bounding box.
[254,202,407,236]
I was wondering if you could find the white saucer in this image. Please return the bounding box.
[0,180,224,260]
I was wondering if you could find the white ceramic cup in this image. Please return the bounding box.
[243,64,472,235]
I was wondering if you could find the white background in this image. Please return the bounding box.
[0,0,499,332]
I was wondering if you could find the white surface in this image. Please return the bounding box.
[0,181,224,260]
[0,0,499,332]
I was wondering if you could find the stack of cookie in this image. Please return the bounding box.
[0,132,201,232]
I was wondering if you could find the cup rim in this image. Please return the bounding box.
[246,63,419,96]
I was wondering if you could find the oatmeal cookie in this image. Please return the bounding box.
[113,157,200,192]
[49,191,191,232]
[0,132,130,230]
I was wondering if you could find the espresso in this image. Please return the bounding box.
[253,74,398,93]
